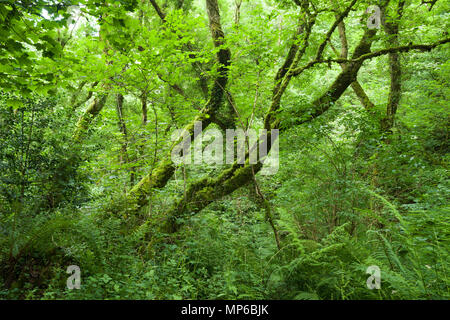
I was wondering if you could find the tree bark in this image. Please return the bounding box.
[141,92,148,126]
[381,0,405,132]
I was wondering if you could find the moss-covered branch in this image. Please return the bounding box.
[331,0,376,111]
[123,0,232,213]
[290,37,450,76]
[72,94,108,142]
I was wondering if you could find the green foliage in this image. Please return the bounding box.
[0,0,448,301]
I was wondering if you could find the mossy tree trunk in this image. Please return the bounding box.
[381,0,405,133]
[122,0,233,212]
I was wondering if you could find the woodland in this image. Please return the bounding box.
[0,0,449,300]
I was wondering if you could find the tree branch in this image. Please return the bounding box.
[290,37,450,76]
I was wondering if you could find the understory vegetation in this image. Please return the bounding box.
[0,0,449,300]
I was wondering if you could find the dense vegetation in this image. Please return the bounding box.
[0,0,449,300]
